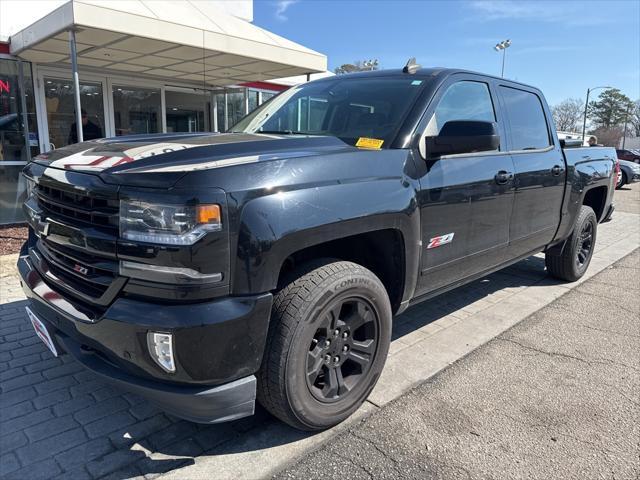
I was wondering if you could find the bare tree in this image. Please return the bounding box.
[552,98,583,132]
[629,99,640,137]
[591,126,624,147]
[334,59,379,75]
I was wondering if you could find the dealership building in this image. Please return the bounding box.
[0,0,328,224]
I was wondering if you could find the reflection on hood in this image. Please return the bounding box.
[34,132,352,174]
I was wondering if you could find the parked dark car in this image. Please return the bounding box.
[616,159,640,188]
[616,149,640,163]
[17,67,616,431]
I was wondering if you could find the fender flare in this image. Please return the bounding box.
[231,180,421,301]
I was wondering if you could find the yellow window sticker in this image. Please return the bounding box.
[356,137,384,150]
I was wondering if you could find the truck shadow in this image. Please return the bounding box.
[0,254,560,479]
[392,254,550,337]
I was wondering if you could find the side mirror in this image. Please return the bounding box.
[424,120,500,158]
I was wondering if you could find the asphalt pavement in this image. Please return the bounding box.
[275,250,640,480]
[274,185,640,480]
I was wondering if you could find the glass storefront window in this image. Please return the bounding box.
[261,91,276,103]
[0,164,27,224]
[212,88,280,132]
[248,90,259,113]
[165,89,211,133]
[44,78,104,149]
[214,92,225,132]
[226,89,246,130]
[113,85,161,136]
[1,60,38,161]
[1,59,39,224]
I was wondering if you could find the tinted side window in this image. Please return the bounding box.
[500,87,550,150]
[425,81,495,136]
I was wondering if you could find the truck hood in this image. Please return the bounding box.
[34,132,353,187]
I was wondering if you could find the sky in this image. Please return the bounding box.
[253,0,640,106]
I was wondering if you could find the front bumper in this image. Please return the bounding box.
[17,254,273,424]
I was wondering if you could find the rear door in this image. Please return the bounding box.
[497,85,565,257]
[414,75,515,295]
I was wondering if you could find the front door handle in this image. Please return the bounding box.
[495,170,513,185]
[551,165,564,176]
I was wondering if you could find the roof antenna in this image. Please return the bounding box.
[403,57,421,74]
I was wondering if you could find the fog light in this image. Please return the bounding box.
[147,332,176,373]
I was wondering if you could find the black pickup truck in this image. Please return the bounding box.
[18,68,616,431]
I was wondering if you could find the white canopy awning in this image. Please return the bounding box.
[9,0,327,86]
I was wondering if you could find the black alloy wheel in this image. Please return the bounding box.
[257,259,392,431]
[306,297,378,403]
[545,205,597,282]
[576,221,593,268]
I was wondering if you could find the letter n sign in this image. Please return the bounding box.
[0,79,10,94]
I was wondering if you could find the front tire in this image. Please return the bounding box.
[545,205,597,282]
[257,260,392,431]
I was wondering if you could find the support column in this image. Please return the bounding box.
[17,60,31,161]
[224,91,228,131]
[69,29,83,143]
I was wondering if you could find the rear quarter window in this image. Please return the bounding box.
[500,86,551,151]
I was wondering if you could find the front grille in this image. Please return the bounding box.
[30,175,124,308]
[36,184,119,231]
[38,240,117,298]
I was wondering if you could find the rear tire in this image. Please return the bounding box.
[545,205,597,282]
[620,171,628,189]
[257,259,392,431]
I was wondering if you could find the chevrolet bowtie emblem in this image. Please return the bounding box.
[39,220,50,237]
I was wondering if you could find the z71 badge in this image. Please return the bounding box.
[427,232,455,249]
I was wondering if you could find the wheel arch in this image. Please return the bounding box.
[582,185,608,221]
[276,229,408,314]
[230,182,421,312]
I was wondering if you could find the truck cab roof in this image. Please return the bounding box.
[310,67,542,93]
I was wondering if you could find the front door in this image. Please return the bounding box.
[415,77,515,295]
[164,88,212,133]
[42,76,106,150]
[497,85,565,257]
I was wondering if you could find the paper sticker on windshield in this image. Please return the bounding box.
[356,137,384,150]
[411,80,423,86]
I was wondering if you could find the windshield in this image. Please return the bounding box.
[230,76,427,148]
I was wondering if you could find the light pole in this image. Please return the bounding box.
[494,39,511,78]
[581,86,611,143]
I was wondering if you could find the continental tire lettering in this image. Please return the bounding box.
[335,277,371,291]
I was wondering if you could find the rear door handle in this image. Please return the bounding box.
[551,165,564,176]
[495,170,513,185]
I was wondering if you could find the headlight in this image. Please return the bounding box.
[120,200,222,245]
[24,176,37,199]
